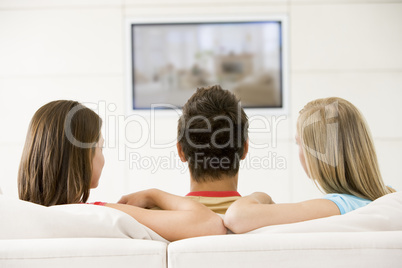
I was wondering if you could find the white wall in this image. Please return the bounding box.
[0,0,401,203]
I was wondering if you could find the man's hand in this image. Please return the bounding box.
[118,189,157,209]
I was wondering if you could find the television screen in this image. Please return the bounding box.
[130,20,285,110]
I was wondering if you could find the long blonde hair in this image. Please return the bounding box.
[297,97,393,201]
[18,100,102,206]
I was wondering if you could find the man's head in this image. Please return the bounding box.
[177,85,249,182]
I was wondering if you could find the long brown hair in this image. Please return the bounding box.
[297,97,394,201]
[18,100,102,206]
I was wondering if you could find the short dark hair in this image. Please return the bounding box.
[178,85,248,182]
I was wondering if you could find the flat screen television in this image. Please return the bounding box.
[126,17,288,113]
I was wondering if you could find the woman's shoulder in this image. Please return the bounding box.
[322,193,371,215]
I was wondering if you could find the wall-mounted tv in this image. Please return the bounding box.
[127,17,288,113]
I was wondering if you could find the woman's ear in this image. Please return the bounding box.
[241,139,249,160]
[176,142,187,162]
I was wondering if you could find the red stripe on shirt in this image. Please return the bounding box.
[87,201,107,206]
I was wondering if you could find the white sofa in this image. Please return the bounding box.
[1,191,402,268]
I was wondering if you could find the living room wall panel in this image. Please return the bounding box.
[374,140,402,192]
[86,146,128,203]
[0,76,125,143]
[124,0,288,17]
[238,141,293,203]
[0,8,123,76]
[290,3,402,71]
[0,144,23,197]
[125,143,191,196]
[0,0,122,9]
[289,144,323,202]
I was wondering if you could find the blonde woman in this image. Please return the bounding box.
[224,97,395,233]
[18,100,225,241]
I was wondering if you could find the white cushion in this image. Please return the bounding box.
[0,238,167,268]
[249,191,402,234]
[0,195,166,242]
[168,231,402,268]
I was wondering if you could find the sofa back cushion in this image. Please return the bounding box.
[249,191,402,234]
[0,195,167,242]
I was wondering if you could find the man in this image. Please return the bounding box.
[120,85,249,214]
[176,85,249,214]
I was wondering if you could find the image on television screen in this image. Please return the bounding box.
[131,21,283,109]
